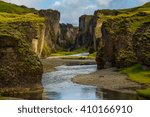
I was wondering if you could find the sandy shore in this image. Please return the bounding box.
[73,67,142,94]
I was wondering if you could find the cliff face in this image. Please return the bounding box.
[0,12,45,99]
[75,15,93,49]
[96,7,150,69]
[133,22,150,67]
[39,9,61,57]
[0,34,43,99]
[59,23,78,50]
[76,10,119,53]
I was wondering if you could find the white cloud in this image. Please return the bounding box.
[50,0,104,25]
[95,0,112,6]
[138,0,150,2]
[53,1,62,7]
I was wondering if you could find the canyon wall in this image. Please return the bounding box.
[0,1,79,98]
[38,9,61,57]
[133,22,150,67]
[95,7,150,69]
[59,23,78,51]
[75,15,93,50]
[0,7,45,98]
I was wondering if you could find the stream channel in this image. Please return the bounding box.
[42,53,138,100]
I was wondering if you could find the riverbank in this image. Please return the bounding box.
[41,58,96,73]
[73,67,142,94]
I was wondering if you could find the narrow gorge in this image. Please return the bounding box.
[0,0,150,99]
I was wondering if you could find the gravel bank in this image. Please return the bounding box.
[73,68,142,94]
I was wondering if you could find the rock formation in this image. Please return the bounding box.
[0,2,45,99]
[38,9,61,57]
[0,1,79,99]
[133,22,150,67]
[75,15,93,49]
[95,4,150,69]
[0,34,43,99]
[59,23,78,50]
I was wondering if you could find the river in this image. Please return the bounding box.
[42,64,101,100]
[42,53,138,100]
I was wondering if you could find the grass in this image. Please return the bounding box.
[121,64,150,84]
[121,64,150,98]
[0,0,36,14]
[137,88,150,99]
[88,52,97,59]
[51,48,88,56]
[0,12,45,23]
[0,95,6,100]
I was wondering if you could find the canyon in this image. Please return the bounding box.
[0,0,150,99]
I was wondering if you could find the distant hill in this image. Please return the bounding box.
[0,0,36,14]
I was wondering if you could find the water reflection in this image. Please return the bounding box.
[42,65,99,100]
[42,65,139,100]
[97,89,138,100]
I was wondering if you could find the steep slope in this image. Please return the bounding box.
[59,23,78,51]
[75,15,93,50]
[0,12,45,99]
[0,0,36,14]
[38,9,61,57]
[95,3,150,69]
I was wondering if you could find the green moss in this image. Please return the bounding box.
[88,52,97,59]
[121,64,150,84]
[0,12,45,23]
[0,0,36,14]
[116,49,138,68]
[121,64,150,98]
[137,88,150,99]
[42,41,52,57]
[0,96,6,100]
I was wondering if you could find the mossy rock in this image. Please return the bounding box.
[133,22,150,66]
[0,35,43,88]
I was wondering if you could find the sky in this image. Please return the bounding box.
[3,0,150,25]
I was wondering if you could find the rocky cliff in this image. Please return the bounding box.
[0,3,45,98]
[38,9,61,57]
[133,22,150,67]
[75,15,93,50]
[96,3,150,69]
[59,23,78,50]
[0,1,79,99]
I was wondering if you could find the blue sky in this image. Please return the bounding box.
[3,0,150,25]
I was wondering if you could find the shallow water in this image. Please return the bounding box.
[42,64,138,100]
[42,65,101,100]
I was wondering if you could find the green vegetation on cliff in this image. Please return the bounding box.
[0,12,44,23]
[0,0,36,14]
[96,2,150,69]
[0,1,44,98]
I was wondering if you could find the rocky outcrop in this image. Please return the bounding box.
[76,10,120,53]
[133,22,150,67]
[96,9,150,69]
[75,15,93,49]
[0,35,43,99]
[96,19,137,69]
[0,12,45,99]
[59,23,78,50]
[38,9,61,57]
